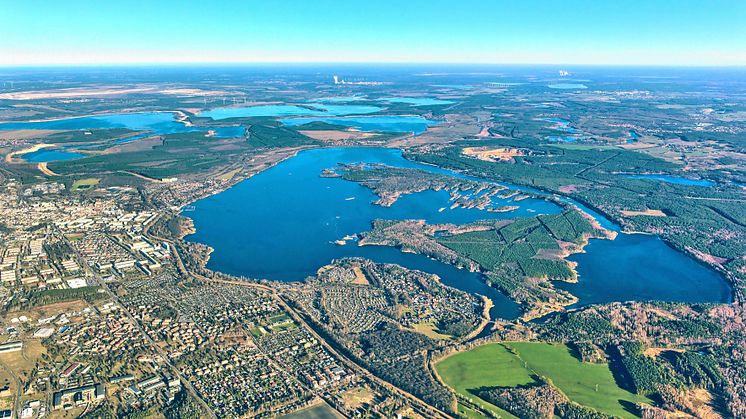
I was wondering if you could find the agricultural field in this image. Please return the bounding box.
[436,343,531,418]
[436,342,650,418]
[507,342,650,417]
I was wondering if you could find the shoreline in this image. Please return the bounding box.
[5,143,54,163]
[174,144,737,316]
[406,153,738,303]
[461,295,493,342]
[175,145,316,213]
[0,109,185,124]
[175,146,320,271]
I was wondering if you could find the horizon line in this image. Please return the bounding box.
[1,61,746,69]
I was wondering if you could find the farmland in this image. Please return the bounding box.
[436,342,650,418]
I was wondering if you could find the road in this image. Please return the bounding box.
[0,361,21,418]
[60,232,218,419]
[144,214,451,418]
[202,276,451,419]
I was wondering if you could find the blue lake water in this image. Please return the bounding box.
[626,174,715,187]
[281,115,439,134]
[198,104,381,119]
[312,96,366,103]
[0,112,244,139]
[380,97,455,106]
[548,83,589,89]
[432,84,473,90]
[546,136,582,143]
[185,147,731,322]
[185,147,554,320]
[561,234,731,305]
[543,118,581,142]
[0,112,186,132]
[543,118,579,133]
[5,113,247,162]
[22,149,84,162]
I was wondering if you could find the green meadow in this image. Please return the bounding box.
[436,342,650,419]
[436,343,531,418]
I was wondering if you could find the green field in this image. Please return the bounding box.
[436,343,530,418]
[279,402,343,419]
[70,177,100,191]
[508,342,650,417]
[457,403,490,419]
[436,342,650,418]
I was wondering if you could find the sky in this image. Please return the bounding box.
[1,0,745,66]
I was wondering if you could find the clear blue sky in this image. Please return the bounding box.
[1,0,745,66]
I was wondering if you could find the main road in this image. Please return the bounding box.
[60,231,218,419]
[146,213,452,419]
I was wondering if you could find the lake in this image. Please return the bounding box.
[185,147,731,322]
[543,118,579,133]
[281,115,439,134]
[561,233,731,305]
[4,112,246,162]
[0,112,244,138]
[380,97,455,106]
[22,149,84,162]
[198,104,381,119]
[0,112,187,132]
[185,147,554,320]
[547,83,589,89]
[626,174,715,187]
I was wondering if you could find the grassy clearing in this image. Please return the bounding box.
[506,342,650,418]
[436,343,529,418]
[351,266,369,285]
[436,342,650,419]
[269,322,297,332]
[457,403,487,419]
[216,168,241,181]
[412,322,452,340]
[70,177,100,191]
[341,386,375,409]
[0,340,46,382]
[248,326,265,337]
[9,299,89,320]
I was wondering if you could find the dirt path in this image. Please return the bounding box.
[121,171,164,183]
[37,162,58,176]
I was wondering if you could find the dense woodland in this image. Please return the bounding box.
[408,138,746,299]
